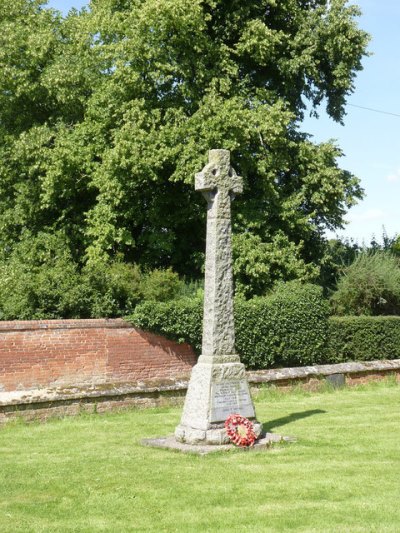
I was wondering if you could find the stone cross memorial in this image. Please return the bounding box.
[175,149,261,445]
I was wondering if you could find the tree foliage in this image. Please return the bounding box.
[318,237,360,294]
[0,0,369,299]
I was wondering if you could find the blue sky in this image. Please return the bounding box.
[47,0,87,12]
[303,0,400,245]
[47,0,400,244]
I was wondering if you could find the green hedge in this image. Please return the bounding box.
[129,296,204,354]
[234,283,329,368]
[130,284,400,368]
[327,316,400,363]
[129,282,330,369]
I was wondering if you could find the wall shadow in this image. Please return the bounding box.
[262,409,326,432]
[134,328,197,363]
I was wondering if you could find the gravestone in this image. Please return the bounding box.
[175,149,261,445]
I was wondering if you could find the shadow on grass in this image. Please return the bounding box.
[263,409,326,432]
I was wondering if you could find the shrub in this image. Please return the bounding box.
[129,282,329,369]
[85,264,187,316]
[0,232,186,319]
[326,316,400,363]
[331,251,400,316]
[140,268,185,302]
[129,296,203,353]
[82,261,143,317]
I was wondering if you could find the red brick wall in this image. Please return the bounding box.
[0,319,197,392]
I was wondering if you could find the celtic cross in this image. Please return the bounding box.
[195,149,243,363]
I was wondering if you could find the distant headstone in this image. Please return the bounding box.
[326,373,345,388]
[175,149,261,445]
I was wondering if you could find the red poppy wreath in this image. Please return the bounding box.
[225,414,257,447]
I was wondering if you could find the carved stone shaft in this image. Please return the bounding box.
[196,149,242,363]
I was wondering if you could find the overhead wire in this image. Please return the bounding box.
[348,103,400,118]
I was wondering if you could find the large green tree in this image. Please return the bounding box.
[0,0,368,297]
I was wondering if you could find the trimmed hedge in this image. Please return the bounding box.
[129,296,203,354]
[130,283,400,369]
[129,282,329,369]
[235,283,329,368]
[327,316,400,363]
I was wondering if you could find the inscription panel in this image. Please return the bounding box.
[210,379,255,423]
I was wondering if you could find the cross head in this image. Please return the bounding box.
[195,150,243,216]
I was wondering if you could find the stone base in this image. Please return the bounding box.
[142,432,293,455]
[175,421,263,445]
[176,360,260,444]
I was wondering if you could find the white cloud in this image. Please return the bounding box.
[386,167,400,183]
[346,208,386,223]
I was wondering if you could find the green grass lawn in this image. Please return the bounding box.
[1,380,400,532]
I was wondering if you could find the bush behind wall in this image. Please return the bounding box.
[131,284,400,368]
[0,231,187,319]
[130,282,330,369]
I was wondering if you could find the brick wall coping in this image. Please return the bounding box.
[0,379,189,407]
[2,359,399,408]
[0,318,132,332]
[247,359,400,383]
